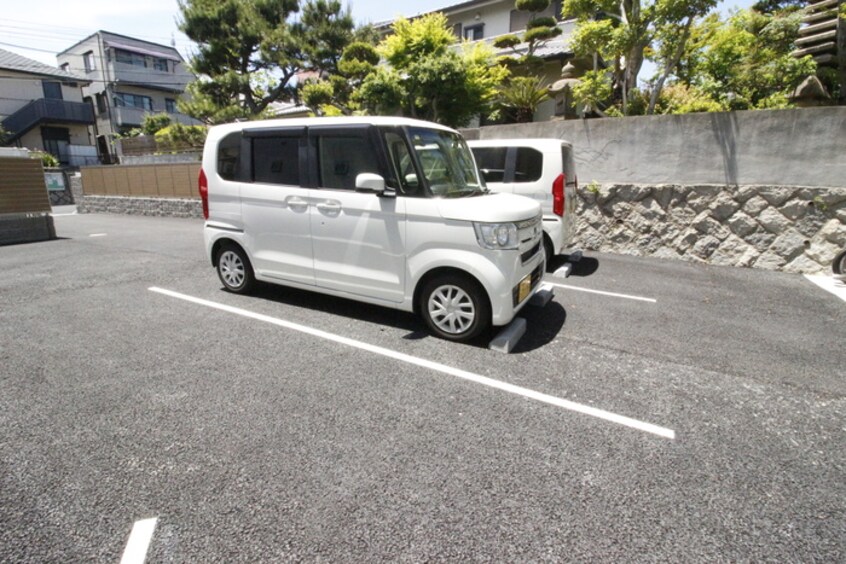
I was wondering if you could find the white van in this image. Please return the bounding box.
[468,139,578,261]
[200,117,545,342]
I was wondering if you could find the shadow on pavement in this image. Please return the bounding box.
[547,253,599,277]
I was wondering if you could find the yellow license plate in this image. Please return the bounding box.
[518,275,532,303]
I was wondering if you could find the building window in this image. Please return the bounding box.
[114,92,153,112]
[96,92,108,114]
[115,49,146,67]
[165,98,177,113]
[42,81,63,100]
[463,24,484,41]
[60,63,70,72]
[83,51,96,72]
[152,58,168,72]
[452,23,462,39]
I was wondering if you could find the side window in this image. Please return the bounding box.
[316,134,380,190]
[217,132,241,181]
[472,147,508,183]
[252,136,300,185]
[384,131,421,195]
[513,147,543,183]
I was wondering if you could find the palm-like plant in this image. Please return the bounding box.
[497,76,550,122]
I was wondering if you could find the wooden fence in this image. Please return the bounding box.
[80,163,201,199]
[0,157,51,214]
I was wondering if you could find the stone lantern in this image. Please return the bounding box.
[549,61,583,119]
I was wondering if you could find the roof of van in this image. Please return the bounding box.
[208,116,458,137]
[467,138,573,148]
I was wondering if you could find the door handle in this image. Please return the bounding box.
[287,196,309,211]
[316,201,341,215]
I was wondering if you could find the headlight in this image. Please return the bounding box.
[474,222,519,250]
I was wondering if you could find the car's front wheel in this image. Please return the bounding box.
[216,244,255,294]
[420,274,491,342]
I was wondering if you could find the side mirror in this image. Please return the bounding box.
[355,173,392,196]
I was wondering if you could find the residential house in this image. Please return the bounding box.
[0,48,97,167]
[376,0,577,122]
[57,31,201,163]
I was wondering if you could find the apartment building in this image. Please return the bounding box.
[0,48,97,166]
[57,31,201,163]
[377,0,575,121]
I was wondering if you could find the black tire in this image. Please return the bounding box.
[216,244,255,294]
[420,273,491,342]
[543,236,554,270]
[833,249,846,276]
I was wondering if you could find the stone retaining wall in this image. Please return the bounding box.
[78,195,203,219]
[575,184,846,274]
[72,181,846,274]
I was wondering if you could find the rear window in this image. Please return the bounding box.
[217,132,241,181]
[513,147,543,183]
[472,147,507,183]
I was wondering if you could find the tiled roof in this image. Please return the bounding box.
[462,21,576,60]
[0,48,88,82]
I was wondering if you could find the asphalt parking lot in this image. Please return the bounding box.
[1,212,845,562]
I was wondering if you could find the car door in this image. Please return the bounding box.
[308,125,407,304]
[239,127,315,285]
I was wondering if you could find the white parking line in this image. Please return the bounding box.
[89,233,107,238]
[804,274,846,303]
[149,287,675,439]
[120,517,157,564]
[546,282,657,303]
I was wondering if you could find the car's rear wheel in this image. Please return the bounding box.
[420,274,490,342]
[217,244,255,294]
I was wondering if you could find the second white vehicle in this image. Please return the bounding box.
[200,117,545,342]
[469,138,578,261]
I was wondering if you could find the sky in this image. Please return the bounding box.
[1,0,755,69]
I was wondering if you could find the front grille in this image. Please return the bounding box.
[516,212,543,264]
[521,241,540,264]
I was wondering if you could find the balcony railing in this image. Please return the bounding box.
[111,62,191,93]
[113,106,203,128]
[2,99,95,142]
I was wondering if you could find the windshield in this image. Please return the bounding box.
[407,127,485,198]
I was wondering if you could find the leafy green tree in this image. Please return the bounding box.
[564,0,715,115]
[155,123,208,151]
[353,14,509,127]
[685,8,816,110]
[563,0,653,114]
[751,0,804,15]
[297,1,351,72]
[141,113,173,135]
[646,0,718,114]
[178,0,356,123]
[177,0,301,123]
[571,69,613,116]
[302,40,380,115]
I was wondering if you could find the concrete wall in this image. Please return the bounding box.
[468,107,846,189]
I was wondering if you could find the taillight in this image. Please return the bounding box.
[198,168,209,220]
[552,173,565,217]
